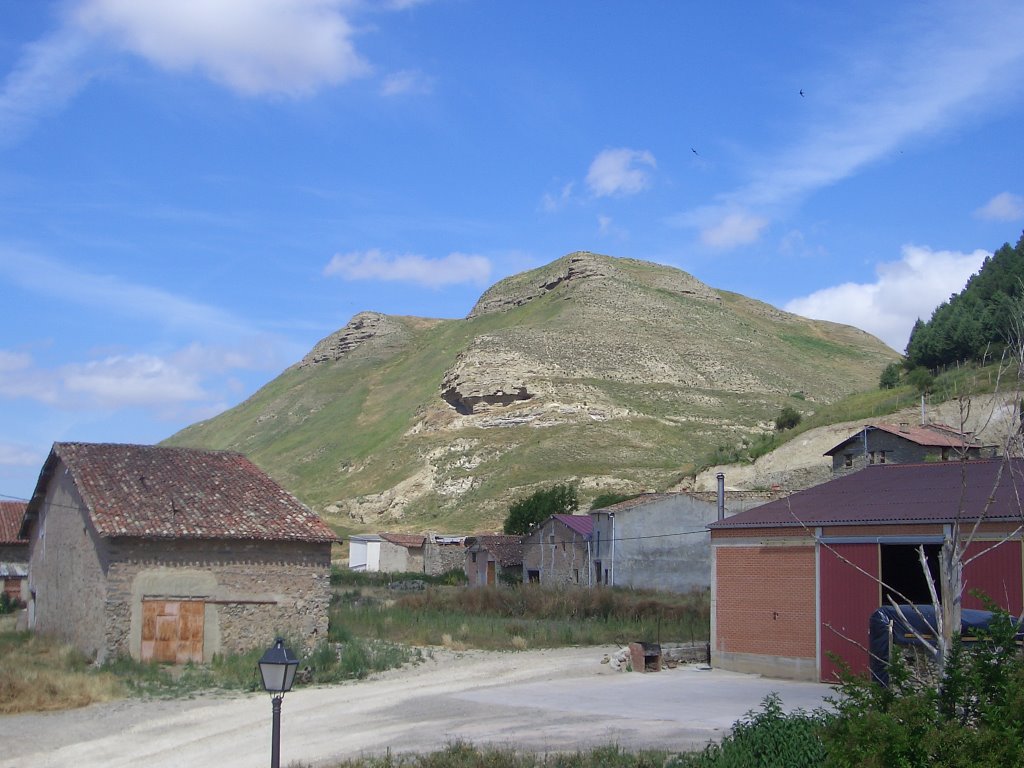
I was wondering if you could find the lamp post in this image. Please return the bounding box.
[258,638,299,768]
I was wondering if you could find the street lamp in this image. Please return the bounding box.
[258,637,299,768]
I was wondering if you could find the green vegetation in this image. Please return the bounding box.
[878,362,901,389]
[668,694,827,768]
[330,583,710,651]
[773,405,802,431]
[504,484,579,534]
[589,491,642,510]
[317,743,669,768]
[906,232,1024,370]
[0,629,415,713]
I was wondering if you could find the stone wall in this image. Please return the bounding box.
[424,540,466,576]
[104,538,332,661]
[25,467,109,661]
[521,519,591,586]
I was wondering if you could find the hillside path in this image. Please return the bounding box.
[1,646,832,768]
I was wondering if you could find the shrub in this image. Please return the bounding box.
[503,484,579,535]
[774,406,802,431]
[878,362,902,389]
[669,693,827,767]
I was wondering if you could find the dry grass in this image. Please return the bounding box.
[0,631,124,714]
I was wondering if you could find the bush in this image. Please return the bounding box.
[774,406,802,431]
[878,362,902,389]
[669,693,827,767]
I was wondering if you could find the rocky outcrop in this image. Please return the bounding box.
[296,312,410,369]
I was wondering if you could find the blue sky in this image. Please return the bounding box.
[2,1,1024,501]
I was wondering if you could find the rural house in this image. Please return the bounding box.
[521,514,593,585]
[465,534,523,586]
[824,422,995,475]
[20,442,338,664]
[0,500,28,605]
[591,490,765,593]
[347,532,466,575]
[709,458,1024,682]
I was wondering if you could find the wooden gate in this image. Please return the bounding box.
[141,600,205,664]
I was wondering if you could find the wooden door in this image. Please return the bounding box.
[141,600,204,664]
[486,560,496,585]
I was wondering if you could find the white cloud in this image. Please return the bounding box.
[541,182,574,213]
[784,245,989,351]
[671,4,1024,247]
[381,69,433,96]
[0,441,43,469]
[324,248,492,287]
[669,205,769,249]
[74,0,369,96]
[62,354,207,407]
[585,148,656,197]
[975,192,1024,222]
[0,248,248,336]
[0,29,94,146]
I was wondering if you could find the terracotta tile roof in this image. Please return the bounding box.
[824,423,984,455]
[380,532,426,549]
[468,534,524,567]
[25,443,338,543]
[0,501,27,544]
[553,514,593,537]
[710,458,1024,530]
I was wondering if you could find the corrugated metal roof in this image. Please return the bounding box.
[0,562,27,578]
[710,459,1024,529]
[24,443,338,543]
[0,501,27,544]
[553,514,593,537]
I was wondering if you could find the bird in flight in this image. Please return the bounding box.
[799,89,805,97]
[691,147,698,155]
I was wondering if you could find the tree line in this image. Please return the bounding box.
[904,232,1024,369]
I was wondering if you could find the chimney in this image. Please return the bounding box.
[716,473,725,521]
[899,422,909,433]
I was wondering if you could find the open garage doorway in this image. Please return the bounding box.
[881,544,941,605]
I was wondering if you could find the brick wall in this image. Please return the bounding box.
[713,543,816,679]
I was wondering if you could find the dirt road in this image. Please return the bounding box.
[1,646,833,768]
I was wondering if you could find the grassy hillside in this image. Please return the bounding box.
[166,252,899,534]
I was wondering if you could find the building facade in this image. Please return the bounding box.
[710,459,1024,682]
[21,442,337,664]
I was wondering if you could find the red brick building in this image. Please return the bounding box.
[709,459,1024,682]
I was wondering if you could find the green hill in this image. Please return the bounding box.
[164,252,899,533]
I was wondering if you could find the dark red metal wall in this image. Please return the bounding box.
[962,539,1023,613]
[819,543,880,682]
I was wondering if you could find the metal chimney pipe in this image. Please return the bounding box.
[716,473,725,520]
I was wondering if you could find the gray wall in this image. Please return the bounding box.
[591,493,761,593]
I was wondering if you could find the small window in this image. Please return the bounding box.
[573,568,579,583]
[471,552,477,563]
[941,447,950,461]
[869,451,877,465]
[844,453,854,468]
[528,570,540,583]
[878,451,888,464]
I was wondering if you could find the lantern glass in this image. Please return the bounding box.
[258,638,299,694]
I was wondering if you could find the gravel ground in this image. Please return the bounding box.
[0,646,833,768]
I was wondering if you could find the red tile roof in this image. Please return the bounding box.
[25,443,337,543]
[710,458,1024,530]
[0,501,27,544]
[467,534,524,567]
[825,423,984,455]
[380,532,426,549]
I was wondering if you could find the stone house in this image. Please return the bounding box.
[0,500,28,604]
[424,533,467,576]
[824,422,995,475]
[465,534,523,586]
[590,490,765,593]
[709,459,1024,682]
[521,514,593,585]
[378,533,426,572]
[20,442,338,664]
